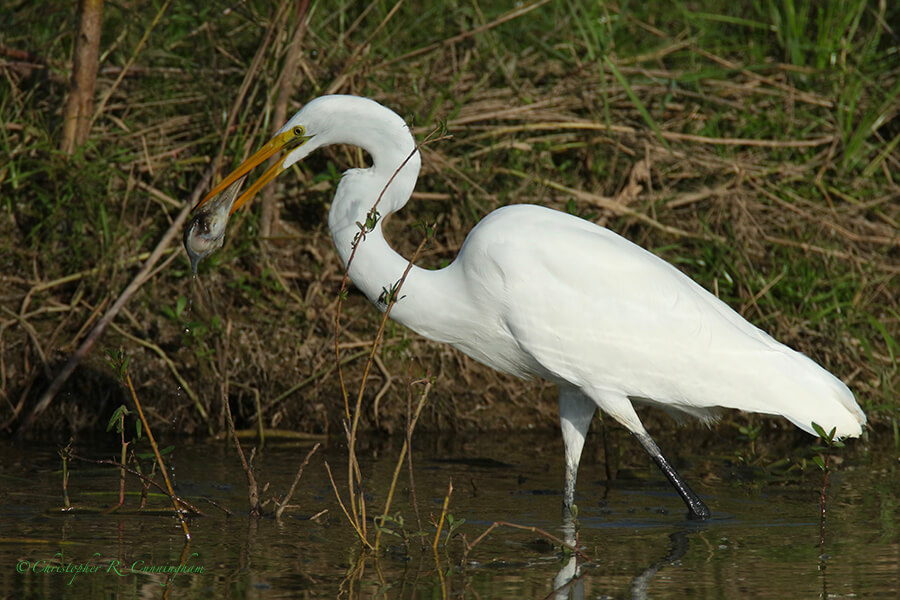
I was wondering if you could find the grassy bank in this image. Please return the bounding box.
[1,0,897,439]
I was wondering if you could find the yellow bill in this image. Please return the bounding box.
[194,127,307,215]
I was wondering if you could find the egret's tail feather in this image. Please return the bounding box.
[785,374,866,439]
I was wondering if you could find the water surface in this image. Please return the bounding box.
[1,429,895,598]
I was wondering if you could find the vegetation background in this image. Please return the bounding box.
[1,0,897,442]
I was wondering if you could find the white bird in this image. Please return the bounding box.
[186,95,866,519]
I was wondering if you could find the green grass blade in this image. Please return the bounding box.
[603,56,671,152]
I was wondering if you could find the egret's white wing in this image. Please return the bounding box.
[457,205,863,437]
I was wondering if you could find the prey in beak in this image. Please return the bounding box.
[183,125,310,273]
[183,176,246,275]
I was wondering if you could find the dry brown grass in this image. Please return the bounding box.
[1,1,897,438]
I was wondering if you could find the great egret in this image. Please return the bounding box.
[186,95,866,519]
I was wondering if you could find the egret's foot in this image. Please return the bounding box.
[687,498,711,520]
[634,432,711,521]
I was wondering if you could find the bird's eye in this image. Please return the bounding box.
[292,126,305,137]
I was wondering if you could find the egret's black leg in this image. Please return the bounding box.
[634,432,710,520]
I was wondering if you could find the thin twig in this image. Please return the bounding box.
[70,454,205,516]
[334,129,449,536]
[274,442,321,519]
[345,226,433,536]
[223,388,261,517]
[432,479,453,552]
[373,375,432,551]
[371,353,392,429]
[464,521,594,563]
[333,144,426,418]
[406,365,425,539]
[261,0,310,237]
[324,460,374,550]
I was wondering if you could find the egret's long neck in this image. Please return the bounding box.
[325,113,460,343]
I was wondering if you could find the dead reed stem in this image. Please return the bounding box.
[345,225,433,540]
[406,364,425,537]
[260,0,310,238]
[432,479,453,552]
[324,460,373,550]
[373,374,432,551]
[61,0,103,154]
[274,441,321,519]
[223,386,261,517]
[330,134,443,540]
[123,369,191,539]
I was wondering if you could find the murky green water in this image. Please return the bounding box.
[1,429,896,598]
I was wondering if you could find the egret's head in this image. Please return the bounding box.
[191,95,417,217]
[186,96,419,270]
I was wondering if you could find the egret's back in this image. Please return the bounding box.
[454,204,866,438]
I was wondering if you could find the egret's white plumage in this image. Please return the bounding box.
[188,94,866,519]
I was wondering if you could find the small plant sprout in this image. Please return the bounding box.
[354,209,380,244]
[105,348,129,380]
[812,422,846,459]
[378,280,407,306]
[444,513,466,545]
[811,421,848,561]
[413,220,437,240]
[58,440,74,511]
[106,403,140,509]
[735,421,763,463]
[160,295,189,322]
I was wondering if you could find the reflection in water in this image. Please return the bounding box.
[628,529,691,600]
[551,514,584,600]
[551,514,696,600]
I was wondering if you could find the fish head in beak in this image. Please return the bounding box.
[183,176,245,275]
[183,125,311,272]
